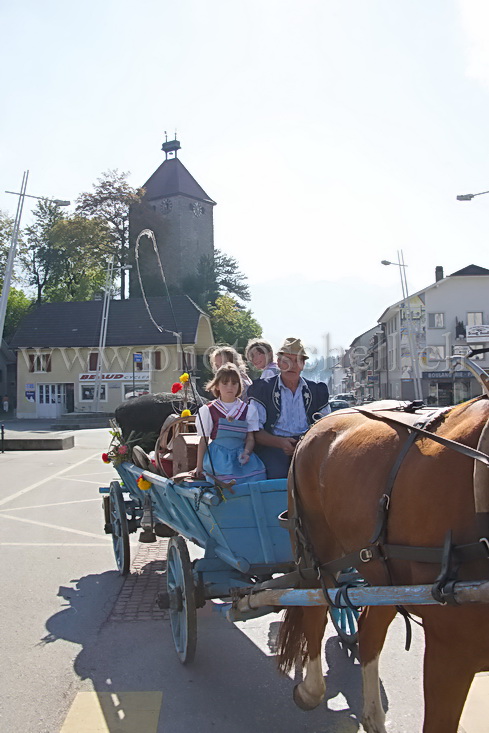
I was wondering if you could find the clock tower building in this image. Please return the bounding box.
[128,137,216,298]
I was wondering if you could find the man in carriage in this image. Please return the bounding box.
[247,337,330,479]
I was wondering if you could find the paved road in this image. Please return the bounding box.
[0,429,484,732]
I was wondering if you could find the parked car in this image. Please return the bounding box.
[333,393,356,405]
[329,399,350,412]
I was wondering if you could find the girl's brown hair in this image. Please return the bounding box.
[245,338,274,363]
[206,362,242,398]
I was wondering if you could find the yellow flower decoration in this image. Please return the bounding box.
[137,476,152,491]
[181,409,191,417]
[179,372,190,383]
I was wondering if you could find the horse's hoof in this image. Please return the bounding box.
[293,683,322,711]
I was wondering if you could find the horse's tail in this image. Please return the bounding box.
[277,607,308,674]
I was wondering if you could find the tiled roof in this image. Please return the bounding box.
[143,157,216,204]
[9,296,209,348]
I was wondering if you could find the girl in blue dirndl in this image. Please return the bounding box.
[193,363,266,485]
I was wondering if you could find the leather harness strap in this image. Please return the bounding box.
[287,401,489,610]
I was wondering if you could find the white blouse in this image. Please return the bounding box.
[195,399,261,437]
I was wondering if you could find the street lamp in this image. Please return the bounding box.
[0,171,71,342]
[381,250,423,402]
[456,190,489,201]
[93,258,132,413]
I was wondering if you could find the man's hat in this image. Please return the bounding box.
[277,337,309,359]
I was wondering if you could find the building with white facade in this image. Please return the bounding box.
[372,265,489,404]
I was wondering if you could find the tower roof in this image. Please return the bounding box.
[143,157,216,205]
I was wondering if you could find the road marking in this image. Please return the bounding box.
[0,498,100,512]
[60,691,163,732]
[0,542,110,546]
[61,477,108,485]
[460,673,489,733]
[0,451,101,508]
[0,512,111,540]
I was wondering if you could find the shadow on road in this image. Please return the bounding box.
[41,567,385,732]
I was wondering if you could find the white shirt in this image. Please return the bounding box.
[251,376,331,436]
[195,399,261,437]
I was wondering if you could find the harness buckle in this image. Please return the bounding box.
[479,537,489,557]
[359,547,373,563]
[382,493,390,510]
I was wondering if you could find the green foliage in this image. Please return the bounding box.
[76,170,143,299]
[19,199,66,303]
[209,295,262,349]
[4,287,33,341]
[181,249,250,308]
[0,211,14,283]
[43,216,111,301]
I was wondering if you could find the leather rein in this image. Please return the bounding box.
[289,400,489,610]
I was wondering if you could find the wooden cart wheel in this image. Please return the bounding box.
[329,605,359,646]
[109,480,130,575]
[166,536,197,664]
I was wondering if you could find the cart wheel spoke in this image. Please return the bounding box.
[167,536,197,664]
[109,481,130,575]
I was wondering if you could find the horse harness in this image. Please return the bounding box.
[287,399,489,637]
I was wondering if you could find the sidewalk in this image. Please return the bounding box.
[0,416,75,450]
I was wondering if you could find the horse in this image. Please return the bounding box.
[277,395,489,733]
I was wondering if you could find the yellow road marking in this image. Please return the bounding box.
[460,673,489,733]
[60,691,163,732]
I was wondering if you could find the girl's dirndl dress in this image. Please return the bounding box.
[200,400,266,485]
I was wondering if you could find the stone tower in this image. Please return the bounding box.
[129,136,216,298]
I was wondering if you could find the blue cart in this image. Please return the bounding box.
[100,463,360,662]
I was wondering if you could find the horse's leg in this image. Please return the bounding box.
[422,619,475,733]
[293,606,328,710]
[359,605,396,733]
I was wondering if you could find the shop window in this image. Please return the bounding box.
[426,345,446,364]
[428,313,444,328]
[80,384,107,402]
[469,343,485,360]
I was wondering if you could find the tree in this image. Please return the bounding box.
[42,216,112,301]
[0,211,14,281]
[209,295,262,349]
[4,287,33,342]
[76,170,143,299]
[181,249,250,309]
[19,199,66,303]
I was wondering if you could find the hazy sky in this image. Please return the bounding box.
[2,0,489,354]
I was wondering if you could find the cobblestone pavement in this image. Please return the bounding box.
[109,539,169,622]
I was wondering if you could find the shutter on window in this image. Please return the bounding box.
[154,350,161,370]
[89,352,98,371]
[29,354,35,373]
[46,354,52,372]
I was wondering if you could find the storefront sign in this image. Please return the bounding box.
[79,372,149,382]
[422,371,472,379]
[467,325,489,343]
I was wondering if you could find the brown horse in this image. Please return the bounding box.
[278,396,489,733]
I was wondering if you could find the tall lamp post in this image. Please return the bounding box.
[381,251,423,401]
[93,257,132,413]
[0,171,70,342]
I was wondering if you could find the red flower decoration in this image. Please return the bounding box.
[102,453,110,464]
[171,382,183,393]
